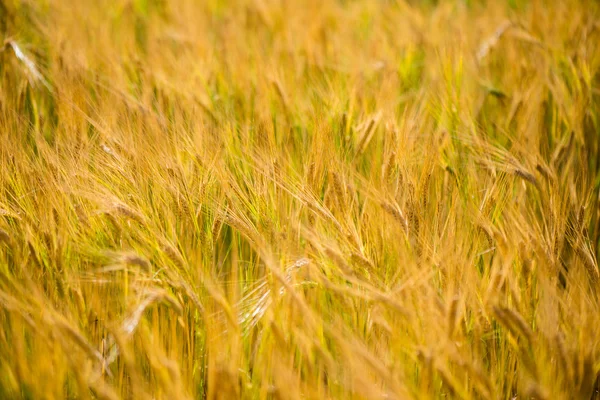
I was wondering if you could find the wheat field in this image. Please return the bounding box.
[0,0,599,399]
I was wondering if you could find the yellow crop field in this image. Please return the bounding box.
[0,0,599,398]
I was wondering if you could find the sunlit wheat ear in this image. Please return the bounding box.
[381,150,396,183]
[329,171,345,206]
[350,252,373,270]
[513,168,540,189]
[2,39,51,90]
[100,288,183,373]
[122,288,183,336]
[381,201,409,235]
[160,240,186,268]
[111,203,146,225]
[535,163,554,184]
[574,242,599,284]
[235,258,310,336]
[355,112,381,156]
[476,20,513,63]
[97,251,151,273]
